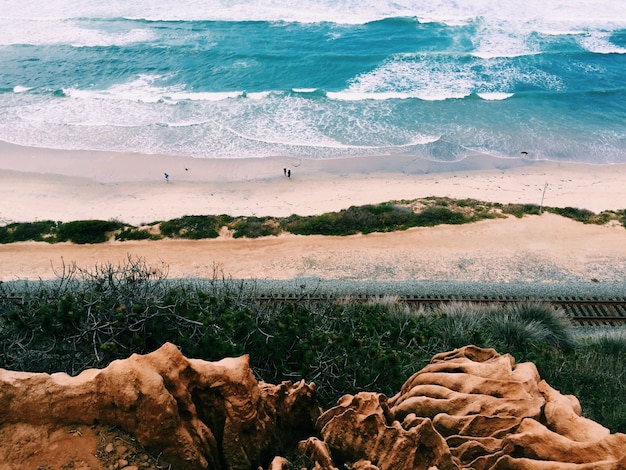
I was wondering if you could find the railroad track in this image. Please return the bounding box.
[255,294,626,326]
[3,294,625,325]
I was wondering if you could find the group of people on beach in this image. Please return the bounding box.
[165,167,291,183]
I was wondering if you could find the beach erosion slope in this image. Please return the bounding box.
[1,142,625,283]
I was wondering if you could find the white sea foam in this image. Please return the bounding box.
[166,91,244,102]
[343,55,471,101]
[2,0,626,30]
[224,123,438,150]
[343,51,564,101]
[63,76,253,105]
[327,91,415,101]
[402,134,442,146]
[0,18,154,46]
[63,75,172,103]
[245,92,273,100]
[577,32,626,54]
[470,27,540,59]
[476,92,515,100]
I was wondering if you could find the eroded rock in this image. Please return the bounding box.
[1,344,625,470]
[311,345,626,470]
[0,343,319,469]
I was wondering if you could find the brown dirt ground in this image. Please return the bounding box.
[0,423,170,470]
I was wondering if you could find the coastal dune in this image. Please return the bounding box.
[1,142,625,282]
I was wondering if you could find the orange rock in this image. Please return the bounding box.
[2,344,625,470]
[538,380,610,442]
[309,345,626,470]
[316,392,457,470]
[0,343,319,469]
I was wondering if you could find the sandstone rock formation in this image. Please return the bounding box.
[311,345,626,469]
[0,343,319,469]
[1,344,625,469]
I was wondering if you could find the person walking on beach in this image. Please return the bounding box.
[284,167,287,176]
[164,172,170,182]
[287,169,291,178]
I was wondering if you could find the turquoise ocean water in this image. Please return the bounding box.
[1,0,625,164]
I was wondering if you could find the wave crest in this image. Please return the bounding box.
[2,0,626,29]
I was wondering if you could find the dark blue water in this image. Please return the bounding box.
[1,0,625,163]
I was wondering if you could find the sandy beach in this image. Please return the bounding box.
[1,142,625,283]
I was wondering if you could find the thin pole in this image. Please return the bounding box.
[539,181,548,213]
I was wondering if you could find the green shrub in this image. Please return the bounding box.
[0,220,58,243]
[503,302,576,350]
[413,206,466,226]
[232,217,280,238]
[2,199,619,245]
[431,303,489,350]
[282,203,417,236]
[282,212,350,236]
[539,329,626,432]
[159,215,224,239]
[56,220,125,244]
[115,227,153,241]
[548,206,595,223]
[502,203,541,218]
[591,211,614,225]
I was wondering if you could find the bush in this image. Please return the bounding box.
[159,215,226,239]
[547,206,595,223]
[591,211,614,225]
[413,206,466,226]
[56,220,125,244]
[282,203,424,236]
[501,204,541,218]
[232,217,280,238]
[503,302,576,350]
[282,212,350,236]
[539,329,626,432]
[0,221,58,243]
[115,227,153,241]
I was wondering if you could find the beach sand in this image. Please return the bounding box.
[1,141,625,283]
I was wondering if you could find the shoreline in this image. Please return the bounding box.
[1,142,625,226]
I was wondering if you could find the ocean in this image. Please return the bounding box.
[1,0,625,165]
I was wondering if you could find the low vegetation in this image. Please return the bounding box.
[55,220,126,244]
[1,198,624,244]
[159,214,233,239]
[1,258,624,433]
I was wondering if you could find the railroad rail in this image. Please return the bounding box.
[3,293,625,325]
[255,294,626,326]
